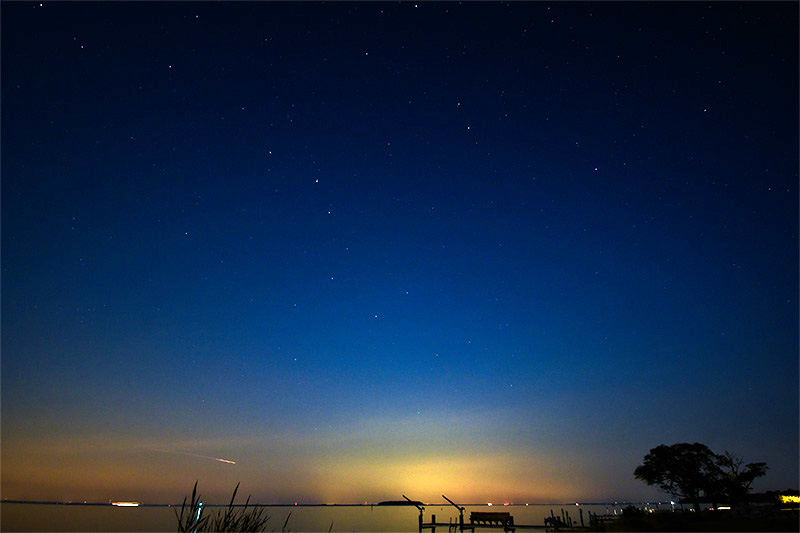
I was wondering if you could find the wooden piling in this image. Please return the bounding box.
[442,494,466,533]
[579,508,584,527]
[431,514,436,533]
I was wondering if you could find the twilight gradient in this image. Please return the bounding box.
[2,2,797,504]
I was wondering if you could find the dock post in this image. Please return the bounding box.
[579,508,584,527]
[432,514,436,533]
[561,508,565,523]
[442,494,466,533]
[405,495,425,533]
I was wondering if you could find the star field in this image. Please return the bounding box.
[1,2,797,504]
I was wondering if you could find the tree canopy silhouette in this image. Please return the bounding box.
[715,451,768,507]
[634,443,719,511]
[633,443,767,511]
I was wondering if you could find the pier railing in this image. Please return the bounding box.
[406,495,594,532]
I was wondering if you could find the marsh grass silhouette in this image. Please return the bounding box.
[176,481,286,532]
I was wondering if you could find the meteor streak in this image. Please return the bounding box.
[187,453,236,464]
[152,448,236,465]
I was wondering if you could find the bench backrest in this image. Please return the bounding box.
[470,512,514,525]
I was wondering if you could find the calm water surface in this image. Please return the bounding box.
[1,502,662,531]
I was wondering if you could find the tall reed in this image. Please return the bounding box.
[176,481,285,533]
[175,481,209,532]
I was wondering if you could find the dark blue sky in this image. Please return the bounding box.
[2,2,797,503]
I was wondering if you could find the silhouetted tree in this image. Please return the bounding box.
[633,443,719,512]
[634,444,769,511]
[715,451,768,507]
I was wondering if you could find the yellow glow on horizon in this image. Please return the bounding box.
[780,495,800,504]
[3,414,603,504]
[304,452,579,503]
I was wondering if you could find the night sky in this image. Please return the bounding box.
[2,2,797,505]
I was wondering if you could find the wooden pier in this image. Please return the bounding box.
[419,521,587,532]
[406,495,592,533]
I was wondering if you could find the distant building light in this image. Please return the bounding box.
[717,506,731,510]
[111,502,141,507]
[780,495,800,504]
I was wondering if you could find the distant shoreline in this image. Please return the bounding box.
[0,499,664,508]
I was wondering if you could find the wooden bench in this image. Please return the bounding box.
[468,511,516,532]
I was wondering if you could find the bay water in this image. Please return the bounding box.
[1,501,667,531]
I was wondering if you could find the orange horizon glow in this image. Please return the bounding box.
[0,407,667,505]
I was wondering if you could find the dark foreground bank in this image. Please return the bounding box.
[598,508,799,532]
